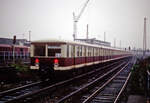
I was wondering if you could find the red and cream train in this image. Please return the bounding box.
[30,39,132,80]
[0,44,30,65]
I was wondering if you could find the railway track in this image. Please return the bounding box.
[81,59,136,103]
[55,57,134,103]
[0,81,42,102]
[37,59,127,103]
[0,58,127,103]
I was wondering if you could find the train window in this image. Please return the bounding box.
[88,47,90,57]
[84,46,88,57]
[92,47,94,56]
[96,48,98,56]
[88,47,90,56]
[34,45,45,56]
[48,45,61,57]
[93,48,94,56]
[107,49,108,56]
[77,46,79,57]
[94,48,95,56]
[89,47,92,56]
[95,48,97,56]
[83,46,85,57]
[105,49,107,56]
[103,49,105,56]
[67,45,69,57]
[100,48,101,56]
[80,46,82,56]
[91,47,92,56]
[82,46,84,56]
[71,45,75,57]
[90,47,92,56]
[106,49,108,56]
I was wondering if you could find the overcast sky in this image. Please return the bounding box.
[0,0,150,49]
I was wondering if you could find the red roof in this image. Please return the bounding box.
[0,44,11,48]
[0,44,29,49]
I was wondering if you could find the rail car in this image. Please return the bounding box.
[0,44,30,65]
[30,39,132,80]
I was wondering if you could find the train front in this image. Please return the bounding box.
[30,40,65,80]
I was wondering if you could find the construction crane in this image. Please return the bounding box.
[73,0,90,41]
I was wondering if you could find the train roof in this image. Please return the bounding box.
[32,39,126,51]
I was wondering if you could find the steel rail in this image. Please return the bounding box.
[56,61,127,103]
[2,58,121,103]
[114,72,131,103]
[114,58,136,103]
[0,81,41,97]
[82,62,129,103]
[3,59,123,103]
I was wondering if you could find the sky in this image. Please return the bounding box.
[0,0,150,49]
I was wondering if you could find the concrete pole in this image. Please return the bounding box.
[104,32,106,42]
[29,30,31,42]
[86,24,89,39]
[143,17,147,56]
[120,40,121,48]
[114,38,116,48]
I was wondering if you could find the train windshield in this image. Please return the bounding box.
[33,44,61,57]
[34,45,45,56]
[48,45,61,57]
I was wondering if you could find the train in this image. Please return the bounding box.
[0,44,30,65]
[30,39,132,80]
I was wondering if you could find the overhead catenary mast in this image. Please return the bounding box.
[104,32,106,42]
[114,38,116,48]
[73,0,90,41]
[29,30,31,42]
[143,17,147,56]
[120,40,121,48]
[86,24,89,39]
